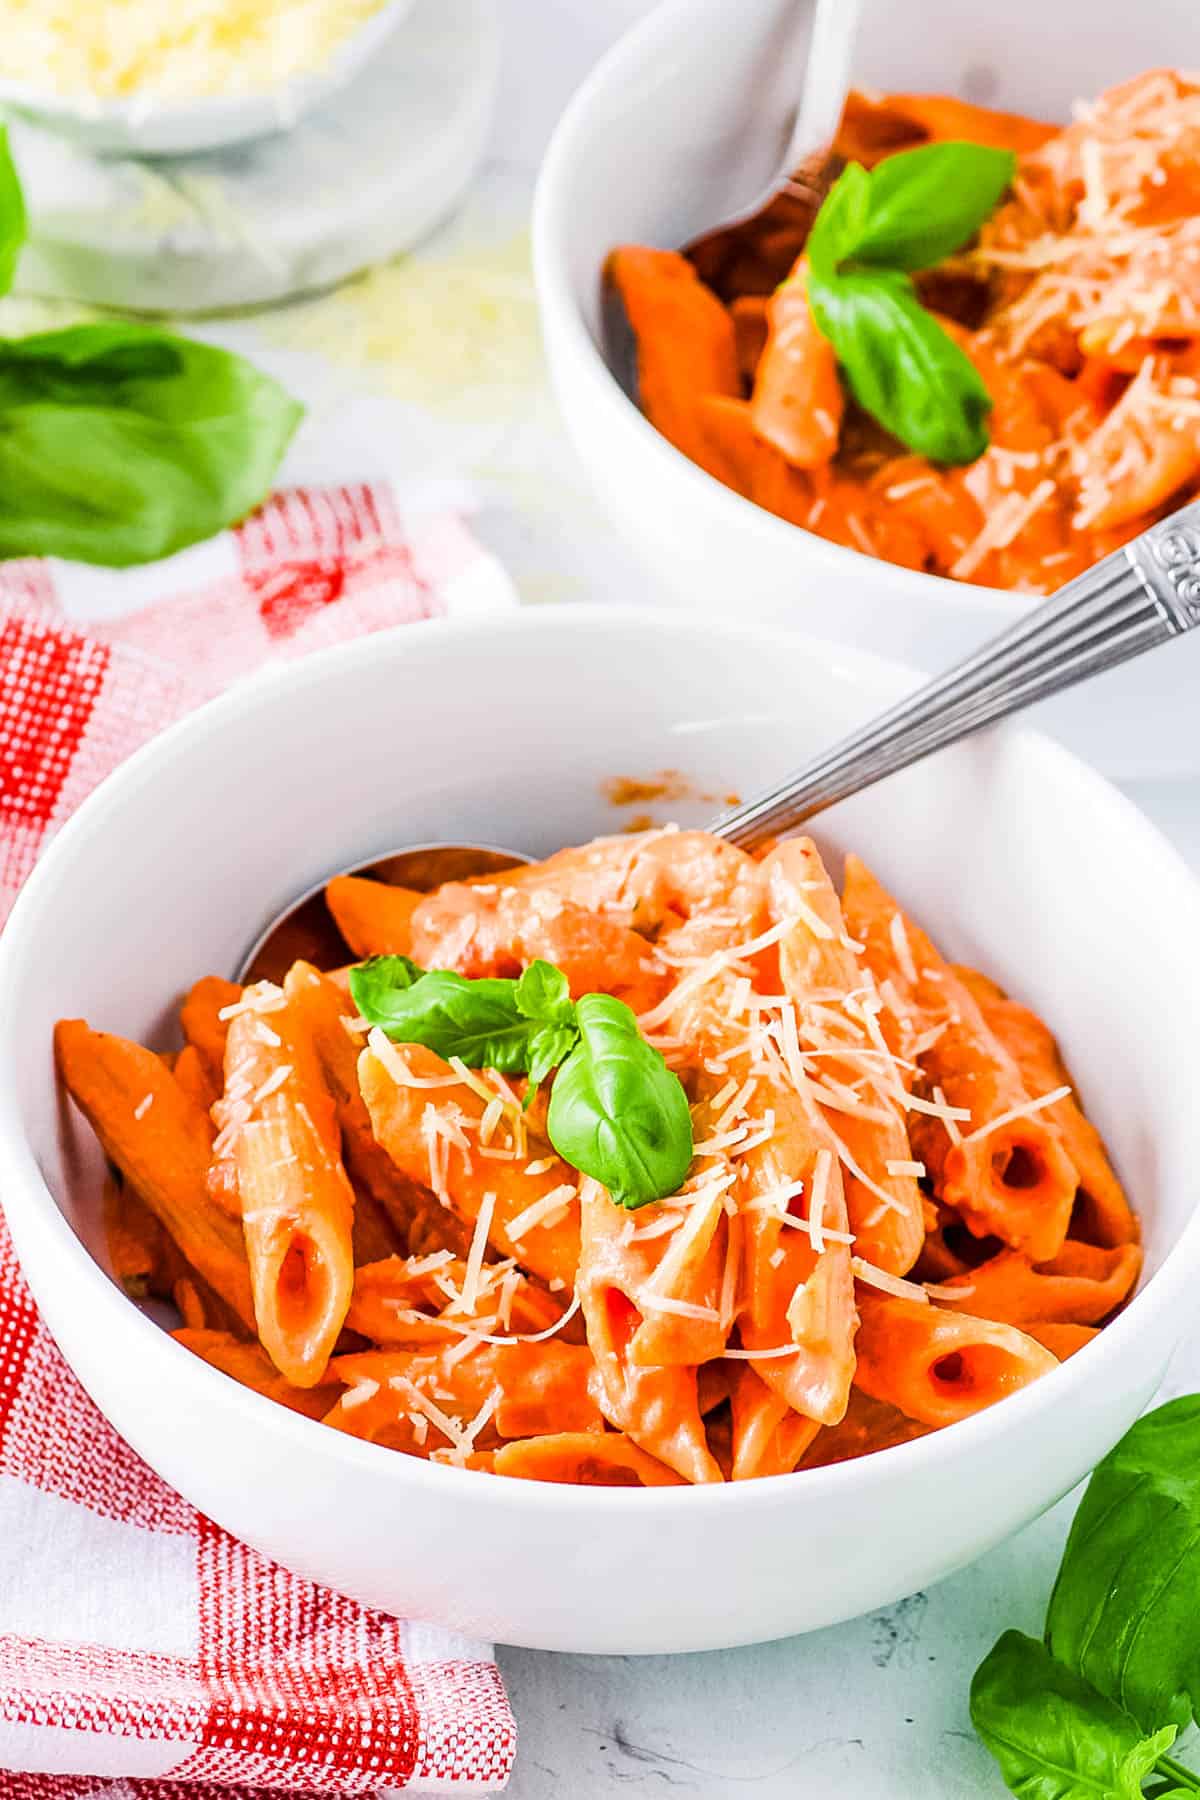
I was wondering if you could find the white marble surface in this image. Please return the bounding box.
[11,4,1195,1791]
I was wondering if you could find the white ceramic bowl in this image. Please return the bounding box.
[1,608,1199,1654]
[0,0,413,156]
[533,0,1200,778]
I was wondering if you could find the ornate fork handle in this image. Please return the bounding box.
[714,499,1200,848]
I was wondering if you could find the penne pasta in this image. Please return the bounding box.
[490,1431,685,1487]
[1023,1321,1099,1361]
[283,961,425,1245]
[220,983,356,1386]
[325,1342,600,1458]
[736,1070,858,1427]
[173,1041,220,1116]
[346,1252,570,1346]
[765,838,925,1275]
[410,882,669,1014]
[799,1387,933,1468]
[605,245,743,484]
[843,857,1078,1263]
[729,1364,821,1480]
[174,1328,342,1420]
[934,1240,1141,1327]
[56,1020,256,1334]
[750,257,843,470]
[853,1291,1058,1427]
[579,1214,723,1484]
[104,1174,177,1301]
[954,965,1138,1249]
[325,875,422,959]
[69,824,1136,1485]
[358,1039,580,1291]
[179,975,241,1086]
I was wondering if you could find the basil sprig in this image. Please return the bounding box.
[0,135,301,567]
[350,954,577,1085]
[350,955,693,1208]
[804,141,1015,464]
[971,1397,1200,1798]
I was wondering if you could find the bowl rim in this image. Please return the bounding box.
[530,0,1031,624]
[2,601,1199,1518]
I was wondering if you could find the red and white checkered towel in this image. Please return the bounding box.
[0,484,519,1795]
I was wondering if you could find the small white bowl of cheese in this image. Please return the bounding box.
[0,0,415,156]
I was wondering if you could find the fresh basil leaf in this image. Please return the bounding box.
[0,323,182,390]
[526,1021,581,1094]
[1046,1396,1200,1736]
[0,322,302,566]
[515,960,576,1028]
[0,129,27,299]
[358,966,539,1071]
[546,993,693,1208]
[807,265,991,463]
[850,141,1015,272]
[352,952,582,1088]
[805,159,871,279]
[348,954,425,1028]
[971,1631,1178,1800]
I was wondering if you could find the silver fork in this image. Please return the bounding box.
[241,500,1200,978]
[714,500,1200,845]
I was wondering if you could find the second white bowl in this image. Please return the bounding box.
[532,0,1200,778]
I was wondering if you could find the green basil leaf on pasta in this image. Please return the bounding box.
[515,959,577,1027]
[851,141,1016,272]
[807,266,991,464]
[353,964,537,1072]
[349,954,425,1027]
[806,159,872,278]
[546,993,693,1208]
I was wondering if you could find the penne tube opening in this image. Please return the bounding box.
[925,1342,1029,1419]
[947,1122,1077,1264]
[854,1294,1058,1428]
[254,1213,352,1388]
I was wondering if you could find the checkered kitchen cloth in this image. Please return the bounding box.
[0,484,518,1793]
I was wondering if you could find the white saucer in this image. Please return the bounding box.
[5,0,498,314]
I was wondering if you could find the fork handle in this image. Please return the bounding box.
[714,498,1200,847]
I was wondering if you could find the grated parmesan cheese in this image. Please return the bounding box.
[505,1184,577,1242]
[340,1377,379,1411]
[959,1085,1072,1146]
[930,1084,965,1144]
[459,1191,497,1315]
[0,0,393,102]
[851,1257,930,1302]
[638,1295,721,1323]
